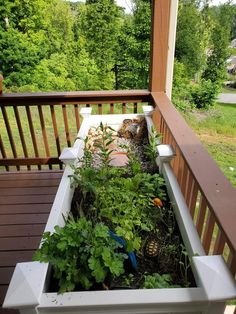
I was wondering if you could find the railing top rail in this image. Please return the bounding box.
[152,92,236,255]
[0,89,151,105]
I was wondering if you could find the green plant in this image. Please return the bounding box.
[34,218,127,293]
[145,126,162,164]
[179,244,191,287]
[93,170,166,252]
[190,79,219,109]
[142,273,180,289]
[119,143,142,175]
[94,122,115,167]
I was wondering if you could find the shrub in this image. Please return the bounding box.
[172,60,192,111]
[190,79,219,109]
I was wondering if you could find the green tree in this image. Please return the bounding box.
[115,0,151,89]
[0,28,47,87]
[42,0,75,53]
[202,3,236,84]
[175,0,210,79]
[82,0,122,89]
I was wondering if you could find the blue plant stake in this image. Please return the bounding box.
[109,230,138,270]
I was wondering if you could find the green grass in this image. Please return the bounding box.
[0,102,145,170]
[183,103,236,187]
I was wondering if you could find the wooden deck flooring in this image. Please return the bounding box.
[0,170,63,313]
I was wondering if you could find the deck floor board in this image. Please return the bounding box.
[0,170,63,313]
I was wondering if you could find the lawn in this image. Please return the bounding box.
[183,103,236,188]
[1,102,235,187]
[0,103,144,171]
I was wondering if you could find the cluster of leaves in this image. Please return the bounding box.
[34,217,127,293]
[190,79,220,109]
[0,0,152,92]
[93,123,115,167]
[144,126,161,166]
[174,0,236,110]
[93,171,166,251]
[142,273,180,289]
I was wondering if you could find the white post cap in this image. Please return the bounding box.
[193,255,236,301]
[80,107,92,118]
[142,105,154,116]
[3,262,48,309]
[59,147,78,165]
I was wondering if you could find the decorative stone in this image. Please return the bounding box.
[109,152,129,167]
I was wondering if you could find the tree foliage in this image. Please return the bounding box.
[174,0,236,110]
[0,0,235,100]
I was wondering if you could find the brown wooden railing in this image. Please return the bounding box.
[0,89,235,279]
[0,90,150,171]
[152,92,236,279]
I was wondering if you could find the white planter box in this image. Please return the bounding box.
[3,107,236,314]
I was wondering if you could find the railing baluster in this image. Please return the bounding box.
[174,145,180,180]
[189,181,198,218]
[171,141,178,175]
[13,106,30,170]
[62,104,71,147]
[0,134,9,171]
[185,170,194,206]
[166,127,172,145]
[213,229,226,255]
[177,155,184,187]
[180,161,188,195]
[122,103,126,114]
[26,106,41,170]
[74,104,80,132]
[110,103,114,114]
[38,105,51,169]
[133,102,137,113]
[227,251,236,277]
[162,123,167,143]
[160,116,164,135]
[50,105,61,161]
[98,104,102,114]
[202,210,215,254]
[196,195,207,237]
[1,106,19,171]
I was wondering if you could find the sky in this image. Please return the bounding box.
[70,0,236,14]
[115,0,236,13]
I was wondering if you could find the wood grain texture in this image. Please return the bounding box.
[0,171,62,309]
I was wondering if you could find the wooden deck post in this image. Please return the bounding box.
[0,75,3,94]
[149,0,178,99]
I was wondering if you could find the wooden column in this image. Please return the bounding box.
[149,0,178,98]
[0,75,3,94]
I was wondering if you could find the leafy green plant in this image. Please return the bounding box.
[145,126,162,165]
[94,122,115,167]
[142,273,180,289]
[179,244,191,287]
[190,79,220,109]
[119,143,142,175]
[93,170,166,252]
[34,218,127,293]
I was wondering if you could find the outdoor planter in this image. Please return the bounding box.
[3,107,236,314]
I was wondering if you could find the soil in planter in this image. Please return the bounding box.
[45,118,196,292]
